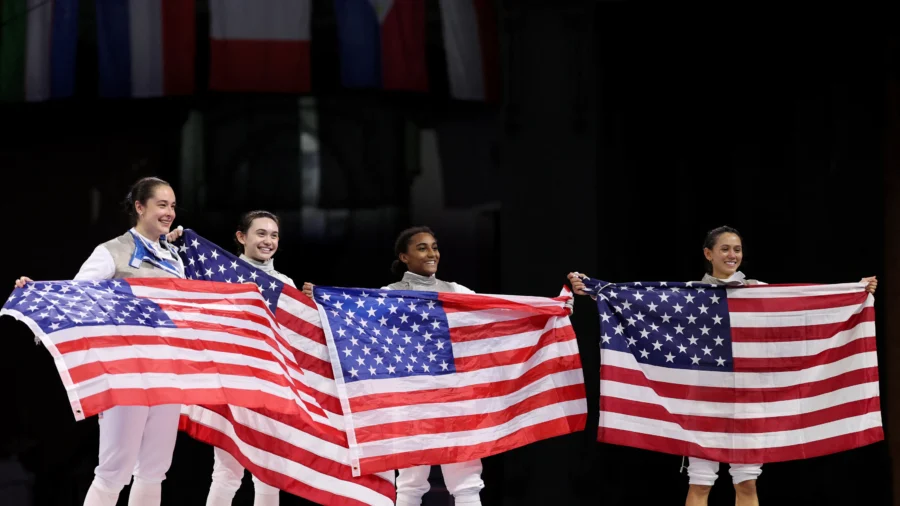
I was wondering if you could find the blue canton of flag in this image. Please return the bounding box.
[314,286,455,382]
[174,229,285,313]
[3,280,175,335]
[583,278,735,372]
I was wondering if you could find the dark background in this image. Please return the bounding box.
[1,2,897,505]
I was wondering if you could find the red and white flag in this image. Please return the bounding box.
[209,0,312,93]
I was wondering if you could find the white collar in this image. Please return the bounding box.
[703,271,747,286]
[719,271,746,284]
[240,253,277,275]
[401,271,438,286]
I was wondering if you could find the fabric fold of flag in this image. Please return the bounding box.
[583,278,883,463]
[174,230,395,506]
[179,405,396,506]
[312,284,587,476]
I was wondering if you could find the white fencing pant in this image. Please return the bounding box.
[396,460,484,506]
[206,447,279,506]
[687,457,763,486]
[83,404,181,506]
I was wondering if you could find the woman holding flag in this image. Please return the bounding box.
[14,177,185,506]
[568,225,877,506]
[302,225,486,506]
[205,210,294,506]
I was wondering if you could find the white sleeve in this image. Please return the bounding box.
[283,276,297,289]
[73,246,115,281]
[451,283,476,294]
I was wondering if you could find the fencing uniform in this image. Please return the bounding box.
[79,229,185,506]
[385,271,485,506]
[205,254,295,506]
[686,272,764,487]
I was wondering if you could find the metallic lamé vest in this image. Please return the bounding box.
[102,232,183,280]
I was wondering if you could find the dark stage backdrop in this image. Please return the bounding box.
[0,3,896,506]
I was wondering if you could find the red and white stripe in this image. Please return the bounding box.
[179,283,395,505]
[318,289,588,476]
[598,282,883,463]
[179,405,395,506]
[209,0,312,93]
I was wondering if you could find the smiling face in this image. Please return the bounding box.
[236,217,280,262]
[703,232,743,279]
[133,184,176,239]
[399,232,439,277]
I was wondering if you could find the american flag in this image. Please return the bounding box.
[0,277,313,421]
[312,284,588,476]
[175,230,395,506]
[582,278,883,463]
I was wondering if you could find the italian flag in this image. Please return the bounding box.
[0,0,79,102]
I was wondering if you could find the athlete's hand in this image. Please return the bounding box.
[302,282,315,299]
[14,276,33,289]
[165,226,184,243]
[863,276,877,294]
[567,272,589,296]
